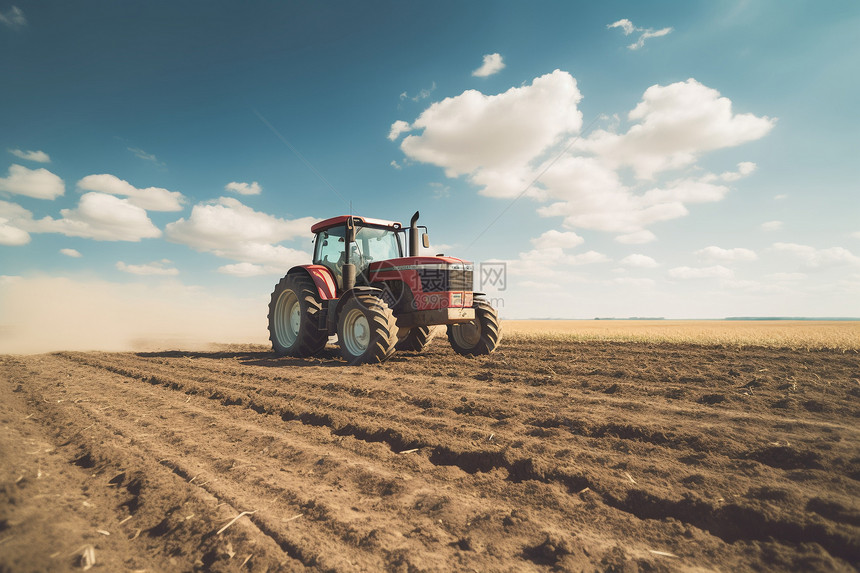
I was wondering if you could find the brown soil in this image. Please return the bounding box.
[1,339,858,572]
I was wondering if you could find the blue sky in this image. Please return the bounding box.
[1,1,859,350]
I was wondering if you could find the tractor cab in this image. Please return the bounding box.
[311,215,406,292]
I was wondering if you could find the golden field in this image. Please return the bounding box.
[501,320,860,351]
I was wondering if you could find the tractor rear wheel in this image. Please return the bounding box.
[447,298,501,356]
[268,273,327,357]
[396,325,435,352]
[337,294,398,364]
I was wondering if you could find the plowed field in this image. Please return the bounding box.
[2,338,858,572]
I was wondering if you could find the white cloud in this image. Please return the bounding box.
[608,19,672,50]
[761,220,784,231]
[615,230,656,244]
[607,18,636,35]
[225,181,262,196]
[695,246,757,262]
[395,73,774,240]
[1,196,161,243]
[60,248,82,258]
[668,265,733,279]
[401,69,582,179]
[773,243,860,268]
[218,262,281,277]
[849,231,860,239]
[0,164,65,199]
[9,149,50,163]
[165,197,314,270]
[531,229,584,250]
[717,161,756,182]
[37,192,162,241]
[0,221,30,245]
[390,160,402,170]
[400,82,437,102]
[774,194,787,200]
[116,260,179,276]
[472,53,505,77]
[580,80,775,180]
[77,174,185,211]
[0,199,33,245]
[0,6,26,29]
[388,120,412,141]
[620,254,658,268]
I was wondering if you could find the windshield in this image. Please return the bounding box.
[356,225,402,262]
[313,224,403,288]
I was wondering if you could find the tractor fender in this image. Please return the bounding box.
[332,286,384,315]
[288,265,337,300]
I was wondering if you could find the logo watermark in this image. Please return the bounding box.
[479,262,506,291]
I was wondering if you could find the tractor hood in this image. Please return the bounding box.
[368,255,472,272]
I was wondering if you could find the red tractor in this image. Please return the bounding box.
[267,211,501,364]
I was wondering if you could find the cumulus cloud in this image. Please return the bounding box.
[116,260,179,276]
[530,229,585,250]
[0,221,30,245]
[394,74,773,242]
[668,265,733,279]
[472,53,505,77]
[77,174,185,211]
[0,199,33,245]
[620,254,658,268]
[60,248,82,258]
[225,181,261,196]
[579,80,775,180]
[35,192,162,241]
[388,120,412,141]
[0,164,65,199]
[8,149,50,163]
[0,6,26,29]
[165,197,314,271]
[608,18,673,50]
[400,69,583,180]
[761,220,784,231]
[695,246,757,262]
[773,242,860,268]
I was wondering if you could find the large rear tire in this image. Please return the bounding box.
[268,273,327,357]
[395,325,435,352]
[337,294,398,364]
[447,298,501,356]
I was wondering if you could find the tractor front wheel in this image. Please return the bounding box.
[447,298,501,356]
[268,273,327,357]
[396,325,435,352]
[337,294,398,364]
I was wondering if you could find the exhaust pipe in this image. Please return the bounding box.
[409,211,419,257]
[343,216,356,290]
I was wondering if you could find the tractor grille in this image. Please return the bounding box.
[418,266,473,292]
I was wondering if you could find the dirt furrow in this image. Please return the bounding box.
[52,349,860,565]
[4,340,858,572]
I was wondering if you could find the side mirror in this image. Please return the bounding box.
[422,233,430,249]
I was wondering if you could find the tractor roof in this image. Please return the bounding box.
[311,215,403,234]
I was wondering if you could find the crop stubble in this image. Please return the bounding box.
[1,337,858,572]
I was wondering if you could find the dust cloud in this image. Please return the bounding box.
[0,276,269,354]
